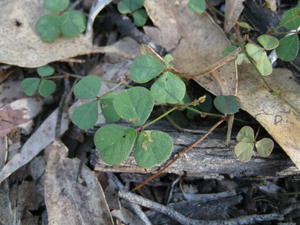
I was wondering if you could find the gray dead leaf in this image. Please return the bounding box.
[44,140,114,225]
[224,0,245,32]
[0,0,132,68]
[0,108,68,183]
[0,76,25,108]
[144,0,237,95]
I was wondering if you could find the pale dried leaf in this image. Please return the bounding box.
[0,108,68,183]
[0,98,43,137]
[224,0,245,32]
[0,0,133,68]
[238,65,300,169]
[44,141,114,225]
[0,76,25,108]
[144,0,237,95]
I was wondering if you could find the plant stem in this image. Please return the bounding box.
[186,106,224,118]
[131,119,225,192]
[142,106,178,129]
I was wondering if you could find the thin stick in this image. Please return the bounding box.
[131,119,225,192]
[119,191,284,225]
[167,49,240,79]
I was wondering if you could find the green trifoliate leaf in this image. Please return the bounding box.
[236,126,255,143]
[188,0,206,14]
[113,87,154,126]
[100,92,121,123]
[35,14,61,43]
[281,7,300,30]
[43,0,69,11]
[134,130,173,168]
[213,95,240,114]
[117,0,144,14]
[130,54,165,83]
[276,34,299,62]
[94,125,137,165]
[150,72,186,104]
[245,43,272,76]
[71,100,98,129]
[255,138,274,157]
[21,78,40,96]
[37,65,55,77]
[132,8,148,27]
[257,34,279,50]
[223,45,238,56]
[234,142,254,162]
[61,10,86,38]
[235,53,250,65]
[38,80,56,96]
[74,75,101,99]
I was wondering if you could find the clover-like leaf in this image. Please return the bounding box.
[234,142,254,162]
[236,126,255,143]
[255,138,274,157]
[245,43,272,76]
[150,72,186,104]
[223,45,238,56]
[237,21,253,30]
[134,130,173,168]
[38,80,56,97]
[188,0,206,14]
[61,10,86,38]
[43,0,69,12]
[163,54,174,68]
[130,54,165,83]
[21,78,40,96]
[71,100,98,129]
[132,8,148,27]
[74,75,101,99]
[257,34,279,50]
[117,0,144,14]
[235,53,250,65]
[35,14,61,43]
[100,92,121,123]
[37,65,55,77]
[94,125,137,165]
[113,87,154,126]
[213,95,240,114]
[276,34,299,62]
[281,8,300,30]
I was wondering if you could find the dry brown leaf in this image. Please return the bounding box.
[44,140,114,225]
[144,0,237,95]
[0,98,43,137]
[0,0,133,68]
[0,108,69,183]
[238,65,300,169]
[224,0,245,32]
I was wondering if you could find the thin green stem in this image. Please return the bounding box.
[186,106,223,118]
[98,80,126,98]
[269,13,300,34]
[142,106,178,129]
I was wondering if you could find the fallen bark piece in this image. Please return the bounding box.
[224,0,246,32]
[94,122,295,178]
[44,140,114,225]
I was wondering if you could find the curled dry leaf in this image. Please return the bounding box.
[0,108,69,183]
[144,0,237,96]
[0,0,135,68]
[238,65,300,169]
[44,140,114,225]
[0,98,43,137]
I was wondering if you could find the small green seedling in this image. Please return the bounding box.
[234,126,274,162]
[117,0,148,27]
[36,0,86,42]
[21,65,56,97]
[70,52,241,169]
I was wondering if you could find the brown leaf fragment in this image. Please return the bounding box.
[144,0,237,95]
[44,141,114,225]
[224,0,246,32]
